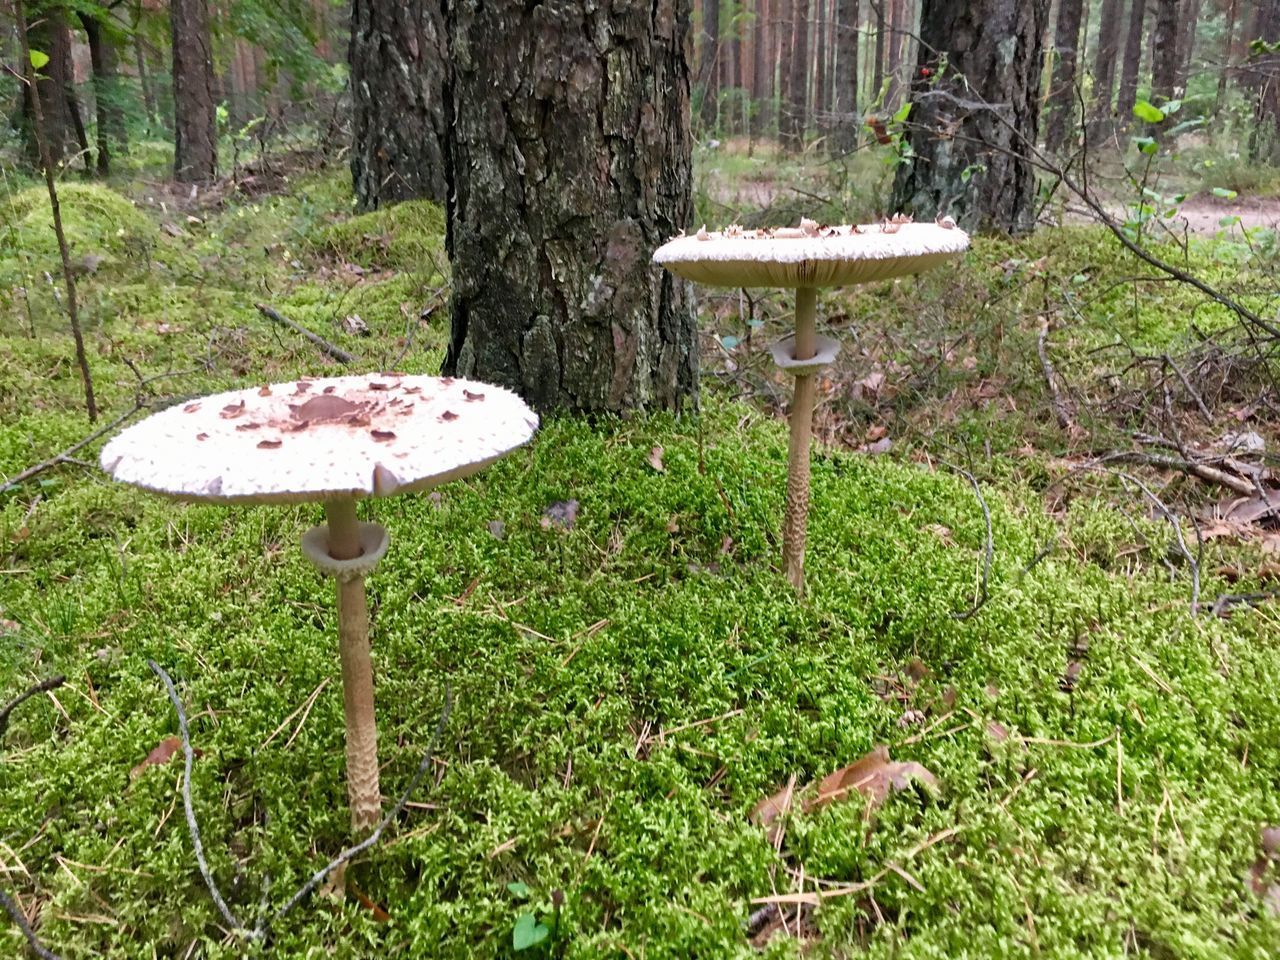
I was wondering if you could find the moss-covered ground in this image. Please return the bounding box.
[3,156,1280,959]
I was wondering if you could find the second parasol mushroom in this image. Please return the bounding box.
[100,373,538,832]
[654,216,969,595]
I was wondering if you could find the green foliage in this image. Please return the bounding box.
[319,201,448,274]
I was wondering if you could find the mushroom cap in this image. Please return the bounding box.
[100,374,539,504]
[653,222,969,288]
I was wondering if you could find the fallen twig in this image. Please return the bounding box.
[254,303,357,365]
[0,675,66,741]
[0,403,145,495]
[1209,591,1280,618]
[1105,448,1255,498]
[1037,319,1074,431]
[941,462,993,621]
[0,886,62,960]
[148,660,451,942]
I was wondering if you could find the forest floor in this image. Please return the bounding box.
[3,144,1280,958]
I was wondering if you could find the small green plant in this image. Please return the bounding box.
[507,883,564,955]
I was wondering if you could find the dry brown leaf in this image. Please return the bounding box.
[129,735,197,779]
[865,423,888,442]
[986,720,1010,743]
[349,882,391,922]
[647,445,665,473]
[810,746,939,811]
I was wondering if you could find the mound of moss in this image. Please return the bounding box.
[0,183,159,286]
[319,199,447,274]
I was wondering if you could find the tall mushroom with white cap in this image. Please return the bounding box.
[100,373,538,831]
[653,217,969,595]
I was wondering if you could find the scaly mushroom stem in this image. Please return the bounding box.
[324,498,382,833]
[782,286,818,595]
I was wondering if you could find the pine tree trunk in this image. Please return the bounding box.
[873,0,885,94]
[1089,0,1123,133]
[779,0,792,124]
[349,0,448,209]
[892,0,1050,234]
[1176,0,1200,90]
[1045,0,1085,151]
[832,0,859,152]
[1150,0,1181,101]
[784,0,810,147]
[1216,0,1238,115]
[443,0,698,414]
[815,0,828,135]
[885,0,901,106]
[80,11,128,175]
[700,0,720,131]
[1248,0,1280,162]
[751,0,771,141]
[21,5,77,167]
[171,0,217,181]
[133,28,159,130]
[1117,0,1146,119]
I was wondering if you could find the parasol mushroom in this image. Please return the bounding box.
[653,216,969,595]
[100,373,538,832]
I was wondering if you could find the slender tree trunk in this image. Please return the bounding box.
[728,4,743,133]
[80,12,127,175]
[815,0,828,135]
[133,26,158,130]
[1150,0,1181,102]
[443,0,697,413]
[1089,0,1123,133]
[784,0,810,147]
[349,0,448,209]
[700,0,720,131]
[833,0,859,151]
[1248,0,1280,163]
[1216,0,1238,115]
[1117,0,1146,119]
[893,0,1051,234]
[171,0,217,181]
[21,4,77,166]
[14,0,97,423]
[779,0,792,124]
[1176,0,1200,89]
[1045,0,1085,151]
[873,0,885,95]
[751,0,771,143]
[885,0,901,106]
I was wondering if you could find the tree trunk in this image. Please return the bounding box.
[21,5,77,167]
[784,0,810,147]
[751,0,770,142]
[349,0,448,209]
[873,0,885,94]
[700,0,720,131]
[80,11,128,175]
[1216,0,1238,115]
[442,0,698,414]
[1176,0,1200,90]
[779,0,792,122]
[892,0,1050,234]
[1089,0,1123,133]
[1117,0,1146,119]
[1150,0,1181,102]
[885,0,901,106]
[1248,0,1280,163]
[832,0,859,151]
[133,26,159,130]
[1045,0,1085,151]
[171,0,217,181]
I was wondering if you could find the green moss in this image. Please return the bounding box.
[318,199,448,274]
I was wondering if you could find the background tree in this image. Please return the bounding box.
[893,0,1050,234]
[1117,0,1146,119]
[349,0,448,209]
[442,0,697,413]
[1150,0,1181,103]
[19,3,78,167]
[1044,0,1085,152]
[699,0,719,131]
[1089,0,1124,135]
[171,0,216,181]
[783,0,810,147]
[79,4,129,175]
[1248,0,1280,162]
[831,0,858,152]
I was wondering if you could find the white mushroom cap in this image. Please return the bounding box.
[653,221,969,288]
[100,374,539,504]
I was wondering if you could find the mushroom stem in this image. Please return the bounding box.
[782,286,818,595]
[324,498,382,833]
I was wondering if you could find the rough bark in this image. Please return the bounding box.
[751,0,770,140]
[171,0,217,181]
[832,0,859,151]
[1117,0,1146,119]
[1089,0,1123,132]
[699,0,720,130]
[443,0,698,414]
[21,4,77,166]
[349,0,448,209]
[783,0,810,147]
[892,0,1050,235]
[1045,0,1085,152]
[1150,0,1181,101]
[80,10,128,175]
